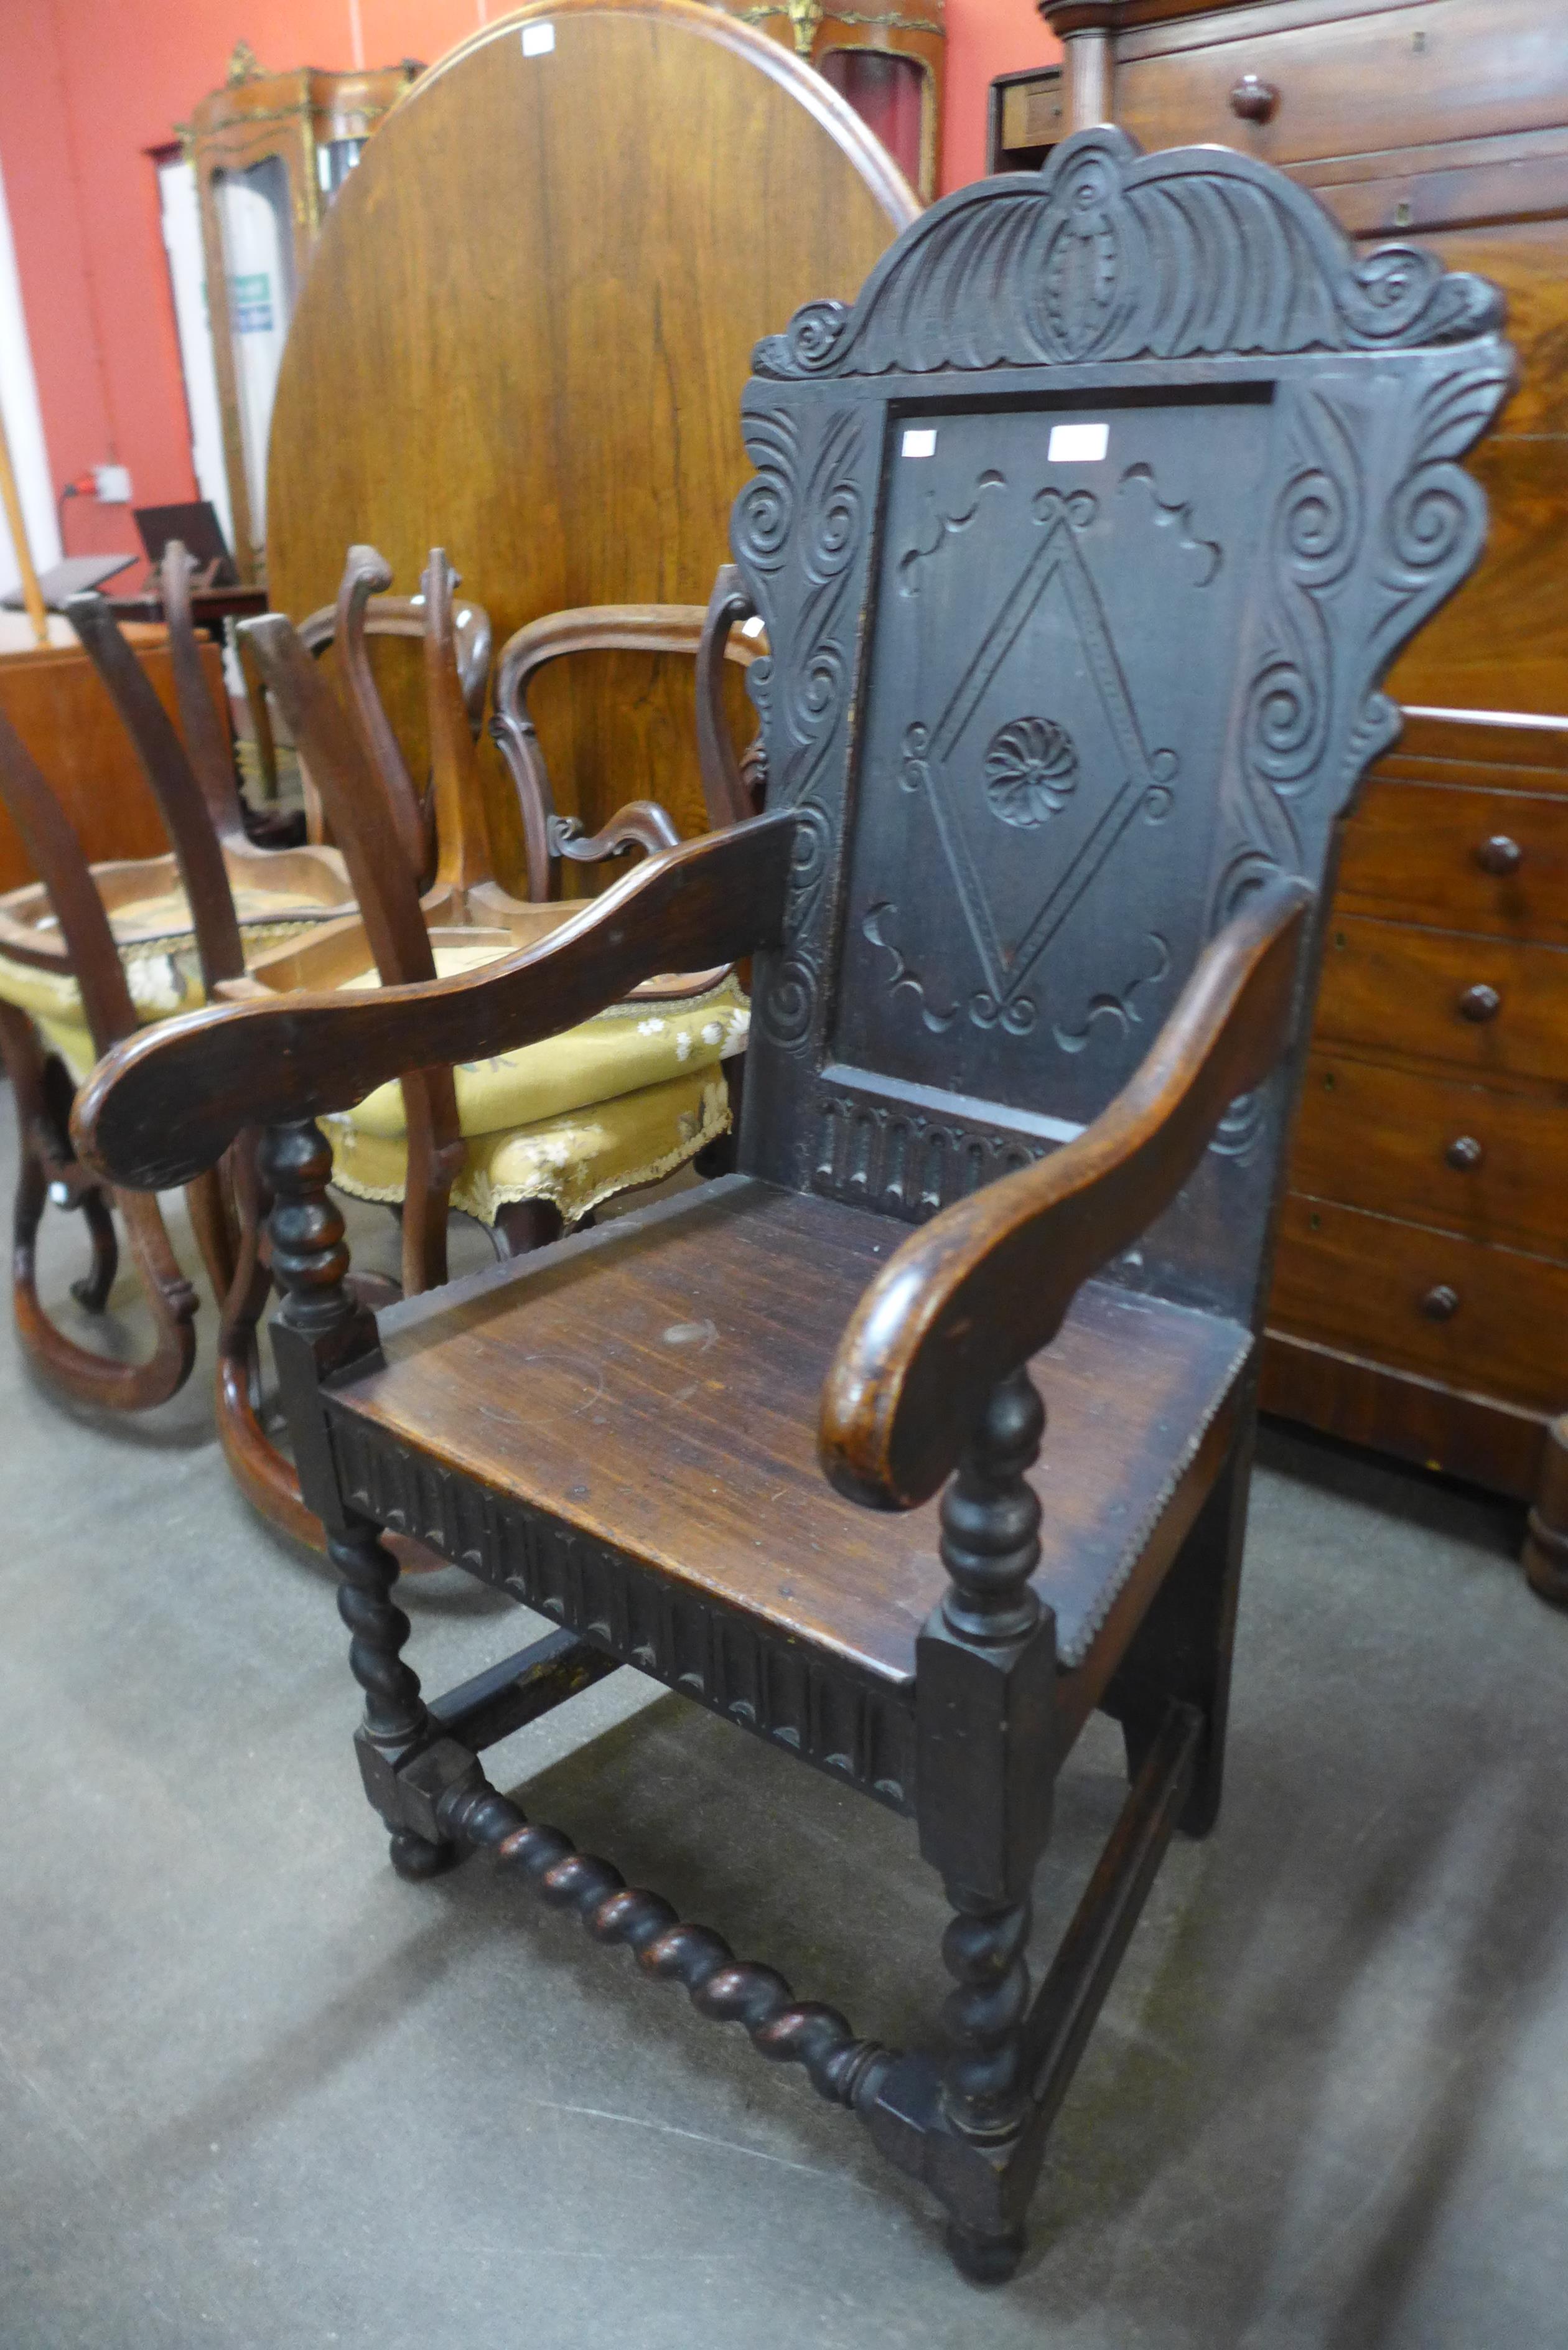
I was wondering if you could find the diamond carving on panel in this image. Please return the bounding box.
[902,489,1178,1035]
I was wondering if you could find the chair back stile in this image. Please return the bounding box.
[65,586,246,993]
[157,543,248,845]
[330,547,433,887]
[728,127,1513,1330]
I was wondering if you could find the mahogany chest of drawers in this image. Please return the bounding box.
[1039,0,1568,1594]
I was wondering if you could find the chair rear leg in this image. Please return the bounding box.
[1103,1425,1254,1839]
[69,1189,119,1312]
[489,1197,564,1258]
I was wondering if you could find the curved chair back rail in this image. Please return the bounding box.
[819,877,1314,1514]
[297,588,495,732]
[73,812,795,1194]
[490,575,767,897]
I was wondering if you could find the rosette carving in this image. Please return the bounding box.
[983,717,1078,828]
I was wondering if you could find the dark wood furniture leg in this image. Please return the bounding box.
[1524,1416,1568,1609]
[1103,1416,1254,1837]
[0,999,198,1408]
[489,1197,566,1259]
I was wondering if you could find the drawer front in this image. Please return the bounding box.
[1292,1053,1567,1262]
[1314,917,1568,1084]
[1269,1195,1568,1415]
[1001,76,1064,154]
[1114,2,1568,172]
[1337,779,1568,943]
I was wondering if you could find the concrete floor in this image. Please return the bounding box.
[2,1085,1566,2349]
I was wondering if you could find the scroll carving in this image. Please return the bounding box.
[752,129,1505,383]
[734,399,869,1053]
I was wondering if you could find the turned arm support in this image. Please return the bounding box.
[490,573,767,898]
[819,878,1315,1514]
[72,808,796,1192]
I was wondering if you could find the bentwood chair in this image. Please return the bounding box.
[77,133,1511,2277]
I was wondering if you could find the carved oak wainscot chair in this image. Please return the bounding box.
[75,133,1511,2278]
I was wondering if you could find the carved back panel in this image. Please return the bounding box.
[731,129,1512,1324]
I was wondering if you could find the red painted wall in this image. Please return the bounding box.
[0,0,1058,555]
[944,0,1058,193]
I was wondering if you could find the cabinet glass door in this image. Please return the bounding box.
[212,154,295,557]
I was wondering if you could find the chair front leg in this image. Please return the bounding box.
[913,1366,1057,2282]
[258,1116,455,1871]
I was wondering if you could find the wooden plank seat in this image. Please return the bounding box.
[327,1177,1253,1774]
[75,134,1512,2280]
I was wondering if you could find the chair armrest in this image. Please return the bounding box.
[550,801,683,864]
[72,809,796,1193]
[818,878,1315,1514]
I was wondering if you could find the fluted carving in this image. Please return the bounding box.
[438,1767,893,2110]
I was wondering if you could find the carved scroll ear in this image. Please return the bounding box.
[332,544,431,885]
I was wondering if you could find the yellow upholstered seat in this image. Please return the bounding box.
[323,950,749,1225]
[0,869,750,1230]
[0,885,330,1081]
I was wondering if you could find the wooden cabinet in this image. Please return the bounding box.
[187,44,420,583]
[712,1,945,200]
[1040,0,1568,1586]
[1264,711,1568,1529]
[0,632,227,894]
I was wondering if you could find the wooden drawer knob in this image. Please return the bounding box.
[1230,75,1279,122]
[1475,835,1523,876]
[1421,1284,1460,1322]
[1457,983,1501,1023]
[1444,1135,1485,1171]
